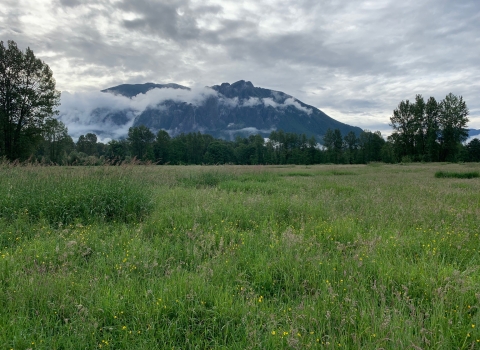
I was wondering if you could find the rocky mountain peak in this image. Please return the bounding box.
[211,80,266,99]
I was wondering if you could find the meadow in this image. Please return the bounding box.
[0,162,479,349]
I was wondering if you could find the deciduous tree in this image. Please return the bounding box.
[438,93,469,161]
[0,40,60,160]
[39,119,73,163]
[127,125,155,161]
[390,99,416,158]
[77,133,98,156]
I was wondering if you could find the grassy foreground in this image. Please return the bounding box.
[1,163,480,349]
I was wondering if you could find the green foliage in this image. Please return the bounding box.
[153,130,171,164]
[439,93,469,161]
[0,40,61,160]
[204,140,235,164]
[466,138,480,162]
[268,130,318,164]
[435,171,479,179]
[357,130,385,163]
[127,126,155,161]
[35,119,74,164]
[76,133,98,156]
[390,93,469,162]
[106,139,128,164]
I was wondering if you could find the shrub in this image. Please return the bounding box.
[434,171,480,179]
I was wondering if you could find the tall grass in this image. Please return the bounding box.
[0,166,153,225]
[1,163,479,349]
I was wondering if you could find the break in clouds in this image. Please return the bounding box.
[58,85,314,142]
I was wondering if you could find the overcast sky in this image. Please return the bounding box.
[2,0,479,136]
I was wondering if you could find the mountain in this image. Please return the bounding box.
[61,80,363,142]
[127,81,362,139]
[468,129,480,139]
[101,82,190,98]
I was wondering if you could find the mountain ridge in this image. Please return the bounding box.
[103,80,363,140]
[101,82,190,97]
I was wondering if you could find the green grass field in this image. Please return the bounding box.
[1,163,479,349]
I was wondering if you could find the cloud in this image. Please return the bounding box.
[262,97,279,109]
[0,0,479,132]
[57,83,319,141]
[58,91,135,142]
[261,97,313,115]
[242,97,262,107]
[131,86,218,108]
[58,0,83,7]
[283,98,313,115]
[58,85,223,141]
[223,126,277,141]
[120,0,200,42]
[219,96,239,108]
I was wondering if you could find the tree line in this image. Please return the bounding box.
[2,40,479,165]
[31,122,480,165]
[26,125,403,165]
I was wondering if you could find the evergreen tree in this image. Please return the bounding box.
[154,130,171,164]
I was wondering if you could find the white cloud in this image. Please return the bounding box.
[219,96,239,108]
[262,97,280,108]
[283,98,312,115]
[261,97,313,115]
[130,86,218,109]
[57,83,319,141]
[242,97,262,107]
